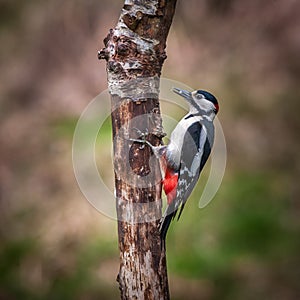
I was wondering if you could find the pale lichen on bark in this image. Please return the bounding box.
[98,0,168,102]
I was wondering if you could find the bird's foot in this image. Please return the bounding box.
[128,128,155,150]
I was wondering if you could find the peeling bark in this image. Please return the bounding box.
[99,1,177,299]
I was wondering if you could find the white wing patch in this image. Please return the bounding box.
[190,152,201,176]
[199,126,207,153]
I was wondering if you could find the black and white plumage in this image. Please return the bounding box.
[159,88,219,241]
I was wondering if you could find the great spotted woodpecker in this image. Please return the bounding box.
[131,87,219,241]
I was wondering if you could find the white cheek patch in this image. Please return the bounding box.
[199,99,215,111]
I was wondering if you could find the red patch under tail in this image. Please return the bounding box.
[163,168,178,205]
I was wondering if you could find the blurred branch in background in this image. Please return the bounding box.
[0,0,300,299]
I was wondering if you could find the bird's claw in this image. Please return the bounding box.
[129,138,154,150]
[127,128,152,150]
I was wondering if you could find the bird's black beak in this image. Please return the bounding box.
[172,87,193,102]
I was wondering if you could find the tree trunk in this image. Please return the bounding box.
[98,1,177,299]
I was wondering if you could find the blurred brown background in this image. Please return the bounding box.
[1,0,300,299]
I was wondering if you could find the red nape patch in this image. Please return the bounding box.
[214,103,219,113]
[163,169,178,204]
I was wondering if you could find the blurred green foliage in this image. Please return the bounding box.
[0,236,119,300]
[51,118,78,139]
[167,172,299,299]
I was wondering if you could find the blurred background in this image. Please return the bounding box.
[1,0,300,299]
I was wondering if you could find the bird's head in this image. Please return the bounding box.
[173,87,219,120]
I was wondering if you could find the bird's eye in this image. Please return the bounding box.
[196,93,203,100]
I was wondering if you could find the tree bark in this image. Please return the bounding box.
[98,1,177,299]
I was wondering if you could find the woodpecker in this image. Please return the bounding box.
[130,87,219,241]
[159,87,219,241]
